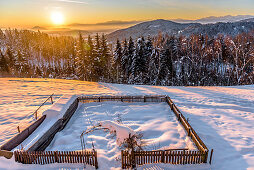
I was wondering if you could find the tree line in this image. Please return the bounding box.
[0,29,253,86]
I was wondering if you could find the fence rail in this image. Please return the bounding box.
[14,150,98,169]
[78,95,167,103]
[165,96,208,153]
[10,95,211,169]
[33,93,54,120]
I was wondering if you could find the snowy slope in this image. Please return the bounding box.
[0,78,253,170]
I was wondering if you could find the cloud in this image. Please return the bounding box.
[55,0,88,4]
[68,20,142,27]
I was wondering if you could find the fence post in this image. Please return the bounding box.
[188,128,190,136]
[209,149,213,164]
[17,126,20,133]
[161,151,165,163]
[171,104,174,110]
[131,150,136,169]
[50,95,54,104]
[94,151,98,169]
[35,110,37,120]
[121,150,123,169]
[54,151,59,163]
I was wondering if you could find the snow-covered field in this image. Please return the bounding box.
[0,78,254,170]
[46,102,196,169]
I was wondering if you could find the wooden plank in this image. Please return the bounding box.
[27,152,30,164]
[44,151,47,164]
[194,151,197,164]
[187,150,190,164]
[71,151,74,163]
[0,115,46,151]
[52,151,55,163]
[85,151,87,164]
[180,150,183,164]
[74,151,77,163]
[198,151,201,164]
[48,151,51,164]
[177,151,180,164]
[61,151,64,163]
[172,151,174,164]
[38,151,41,164]
[43,151,46,164]
[66,151,69,163]
[34,152,37,164]
[82,151,85,164]
[209,149,214,164]
[175,151,178,164]
[145,151,147,164]
[31,152,35,164]
[190,151,194,164]
[77,151,80,163]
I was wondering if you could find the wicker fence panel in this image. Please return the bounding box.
[14,150,98,169]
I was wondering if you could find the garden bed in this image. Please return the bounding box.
[46,100,197,169]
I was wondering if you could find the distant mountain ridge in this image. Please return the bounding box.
[172,15,254,24]
[107,18,254,42]
[31,26,47,30]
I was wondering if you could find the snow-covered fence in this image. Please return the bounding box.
[33,93,54,120]
[122,149,207,169]
[0,94,55,151]
[78,95,167,103]
[165,97,209,155]
[14,150,98,168]
[8,95,210,169]
[28,97,79,151]
[0,116,46,151]
[78,95,211,168]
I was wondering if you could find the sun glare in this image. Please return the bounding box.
[51,11,64,25]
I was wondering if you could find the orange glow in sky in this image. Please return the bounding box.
[0,0,253,28]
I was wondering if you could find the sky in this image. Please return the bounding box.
[0,0,254,28]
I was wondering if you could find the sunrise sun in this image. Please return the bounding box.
[51,11,64,25]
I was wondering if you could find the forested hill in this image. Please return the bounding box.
[0,29,253,86]
[107,19,254,42]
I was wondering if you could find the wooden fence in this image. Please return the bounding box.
[9,95,210,169]
[14,150,98,169]
[28,98,79,151]
[78,95,167,103]
[165,96,208,154]
[122,150,207,169]
[118,95,210,169]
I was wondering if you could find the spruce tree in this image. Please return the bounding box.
[87,35,94,80]
[127,37,135,82]
[130,37,146,84]
[101,34,111,81]
[144,36,153,83]
[121,39,129,83]
[16,50,29,76]
[91,33,102,81]
[5,47,15,71]
[114,39,122,82]
[0,51,9,73]
[74,33,87,80]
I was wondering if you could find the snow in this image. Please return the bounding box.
[45,102,196,169]
[16,94,77,150]
[0,78,254,170]
[99,120,136,146]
